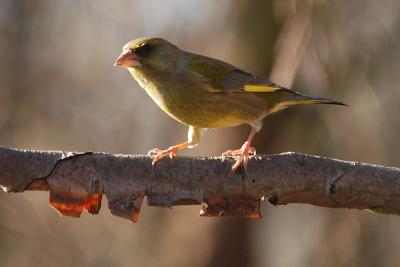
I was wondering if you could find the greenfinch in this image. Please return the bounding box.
[114,37,345,173]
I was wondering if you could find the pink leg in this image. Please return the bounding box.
[222,128,257,173]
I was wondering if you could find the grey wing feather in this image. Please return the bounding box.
[216,69,279,91]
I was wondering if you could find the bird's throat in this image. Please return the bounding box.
[128,68,149,88]
[127,67,171,117]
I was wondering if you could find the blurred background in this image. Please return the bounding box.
[1,0,400,266]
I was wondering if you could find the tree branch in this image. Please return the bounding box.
[0,146,399,222]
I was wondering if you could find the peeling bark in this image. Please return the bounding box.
[1,146,400,222]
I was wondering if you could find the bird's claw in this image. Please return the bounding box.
[147,148,162,156]
[222,146,256,157]
[222,142,256,174]
[148,147,179,165]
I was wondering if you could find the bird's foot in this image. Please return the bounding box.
[222,142,256,173]
[148,142,190,165]
[222,146,256,157]
[147,147,178,165]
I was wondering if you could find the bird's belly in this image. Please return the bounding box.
[147,87,266,128]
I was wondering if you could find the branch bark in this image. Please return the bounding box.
[0,146,399,222]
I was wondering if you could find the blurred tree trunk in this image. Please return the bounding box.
[0,0,50,147]
[205,220,252,267]
[0,0,28,144]
[204,1,279,266]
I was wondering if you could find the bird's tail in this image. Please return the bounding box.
[266,88,346,113]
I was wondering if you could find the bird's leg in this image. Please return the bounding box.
[148,126,205,165]
[222,128,257,173]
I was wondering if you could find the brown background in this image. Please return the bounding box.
[1,0,400,266]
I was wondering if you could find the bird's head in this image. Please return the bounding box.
[114,37,180,72]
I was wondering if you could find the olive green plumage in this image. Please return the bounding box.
[119,37,345,145]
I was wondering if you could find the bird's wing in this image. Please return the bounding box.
[186,54,281,93]
[186,54,345,110]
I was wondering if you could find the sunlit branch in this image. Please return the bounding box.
[1,146,399,222]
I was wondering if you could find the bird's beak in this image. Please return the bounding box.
[113,49,141,68]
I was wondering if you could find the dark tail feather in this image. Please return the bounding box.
[269,88,347,112]
[299,96,347,106]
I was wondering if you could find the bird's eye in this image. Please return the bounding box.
[135,43,152,56]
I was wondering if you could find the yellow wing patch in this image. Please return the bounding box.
[244,85,278,92]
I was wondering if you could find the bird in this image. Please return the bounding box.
[114,37,345,173]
